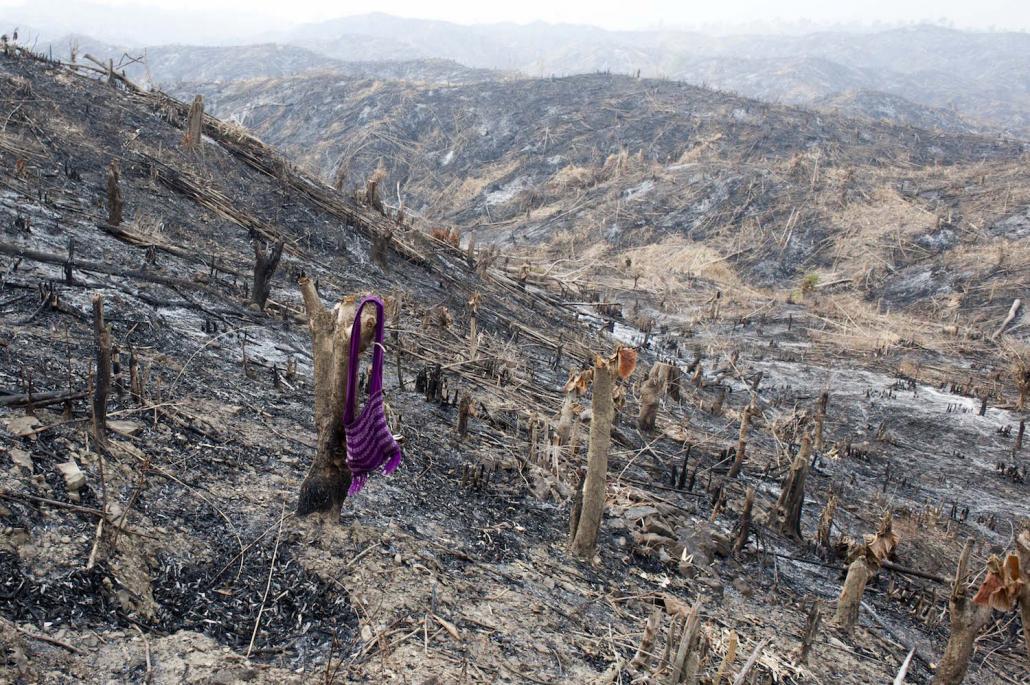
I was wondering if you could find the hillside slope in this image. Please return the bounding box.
[195,71,1029,332]
[36,36,506,88]
[1,45,1028,685]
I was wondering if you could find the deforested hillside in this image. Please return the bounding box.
[38,36,505,89]
[1,43,1029,685]
[194,71,1029,334]
[810,90,981,134]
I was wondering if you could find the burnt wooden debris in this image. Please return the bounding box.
[0,42,1027,685]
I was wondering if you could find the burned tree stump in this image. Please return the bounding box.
[772,435,811,540]
[833,555,876,634]
[251,238,284,310]
[556,390,578,445]
[713,630,737,685]
[92,294,112,447]
[296,277,377,519]
[795,601,822,665]
[833,512,898,633]
[371,227,393,270]
[183,95,204,150]
[668,599,704,684]
[457,393,473,439]
[727,401,753,478]
[359,163,387,214]
[817,494,838,555]
[570,347,635,558]
[733,485,755,554]
[629,608,661,671]
[106,161,122,227]
[570,358,613,558]
[637,362,673,432]
[932,538,989,685]
[1017,530,1030,660]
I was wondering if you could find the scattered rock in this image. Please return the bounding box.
[108,419,142,436]
[732,577,753,597]
[8,447,32,472]
[4,415,41,438]
[622,505,660,521]
[55,460,86,492]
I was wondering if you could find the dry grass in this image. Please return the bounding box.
[624,237,747,290]
[803,292,976,356]
[828,187,934,284]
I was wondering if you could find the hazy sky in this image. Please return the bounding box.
[2,0,1028,32]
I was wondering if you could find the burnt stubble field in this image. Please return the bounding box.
[1,36,1028,685]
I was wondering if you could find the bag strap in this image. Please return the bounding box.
[344,295,386,424]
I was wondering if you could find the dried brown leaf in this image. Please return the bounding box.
[973,554,1024,611]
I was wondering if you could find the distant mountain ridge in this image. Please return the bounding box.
[5,9,1028,135]
[272,14,1030,136]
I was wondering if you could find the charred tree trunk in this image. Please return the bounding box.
[570,360,614,558]
[92,294,112,447]
[296,277,375,519]
[371,227,393,270]
[832,555,876,633]
[773,435,811,540]
[1017,530,1030,661]
[817,494,838,554]
[932,539,989,685]
[629,608,661,671]
[457,393,472,438]
[795,601,822,665]
[637,362,671,433]
[183,95,204,150]
[667,364,682,402]
[106,161,122,227]
[251,238,284,310]
[556,391,577,445]
[727,401,753,478]
[733,485,755,554]
[667,600,703,684]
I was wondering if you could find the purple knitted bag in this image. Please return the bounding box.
[344,295,403,495]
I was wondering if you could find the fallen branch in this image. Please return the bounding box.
[0,616,86,655]
[992,299,1022,340]
[0,389,85,407]
[246,502,286,658]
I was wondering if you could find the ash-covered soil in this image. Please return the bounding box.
[0,48,1028,684]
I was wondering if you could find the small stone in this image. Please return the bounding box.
[698,573,725,598]
[393,553,403,565]
[9,528,30,547]
[8,448,32,472]
[732,577,753,597]
[623,505,660,521]
[104,503,124,522]
[3,416,41,438]
[55,461,85,492]
[209,669,236,685]
[60,535,71,544]
[108,420,141,436]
